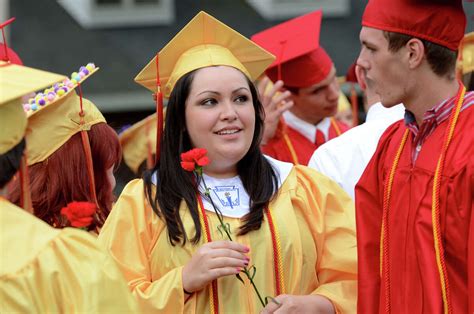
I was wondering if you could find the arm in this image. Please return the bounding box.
[261,168,357,314]
[307,170,358,314]
[97,179,186,312]
[97,179,250,312]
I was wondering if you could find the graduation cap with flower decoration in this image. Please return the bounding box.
[134,11,275,162]
[22,63,106,214]
[0,60,66,211]
[251,10,333,88]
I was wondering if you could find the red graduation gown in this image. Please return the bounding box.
[355,105,474,313]
[262,119,349,165]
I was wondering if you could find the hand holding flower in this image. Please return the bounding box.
[182,240,250,293]
[180,148,270,307]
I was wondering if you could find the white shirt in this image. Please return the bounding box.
[198,156,292,218]
[283,111,331,143]
[152,156,293,218]
[308,103,405,199]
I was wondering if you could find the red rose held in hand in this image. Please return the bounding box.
[61,201,97,228]
[180,148,210,171]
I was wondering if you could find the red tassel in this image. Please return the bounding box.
[77,83,100,210]
[19,154,33,213]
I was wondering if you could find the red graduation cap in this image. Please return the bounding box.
[362,0,466,51]
[0,17,23,65]
[251,10,333,88]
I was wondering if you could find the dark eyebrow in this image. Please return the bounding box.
[197,90,219,96]
[361,39,373,47]
[232,87,250,94]
[197,87,249,96]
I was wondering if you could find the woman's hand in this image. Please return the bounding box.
[261,294,335,314]
[182,240,250,293]
[257,77,294,145]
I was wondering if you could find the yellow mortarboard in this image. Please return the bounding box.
[134,11,275,162]
[134,11,275,98]
[23,63,106,217]
[23,63,105,166]
[119,113,158,174]
[0,61,66,154]
[458,32,474,75]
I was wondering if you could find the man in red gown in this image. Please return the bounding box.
[252,10,349,165]
[355,0,473,313]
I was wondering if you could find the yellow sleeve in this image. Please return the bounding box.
[0,228,139,313]
[296,166,357,314]
[98,179,187,313]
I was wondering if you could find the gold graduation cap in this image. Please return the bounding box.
[0,61,65,212]
[0,61,66,154]
[119,113,159,174]
[134,11,275,98]
[134,11,275,162]
[23,63,105,165]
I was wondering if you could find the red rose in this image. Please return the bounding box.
[61,202,97,228]
[180,148,210,171]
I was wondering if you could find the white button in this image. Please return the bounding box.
[416,144,422,152]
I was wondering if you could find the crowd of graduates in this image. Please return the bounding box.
[1,0,473,313]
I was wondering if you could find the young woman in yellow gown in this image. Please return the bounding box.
[98,11,357,313]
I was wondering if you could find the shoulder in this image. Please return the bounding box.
[0,200,61,276]
[121,178,147,195]
[280,164,346,196]
[375,120,407,156]
[0,201,106,277]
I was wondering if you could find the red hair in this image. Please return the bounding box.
[8,123,121,229]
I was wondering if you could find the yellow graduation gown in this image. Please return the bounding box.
[98,165,357,313]
[0,198,139,313]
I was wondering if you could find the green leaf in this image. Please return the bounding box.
[217,225,224,237]
[249,265,256,280]
[235,273,244,285]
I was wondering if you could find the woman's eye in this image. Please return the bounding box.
[201,98,217,106]
[235,95,249,103]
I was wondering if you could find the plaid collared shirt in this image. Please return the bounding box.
[404,91,474,162]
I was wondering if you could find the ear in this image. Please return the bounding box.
[406,38,425,69]
[355,65,367,91]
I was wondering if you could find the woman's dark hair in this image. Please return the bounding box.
[143,67,279,245]
[0,139,25,189]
